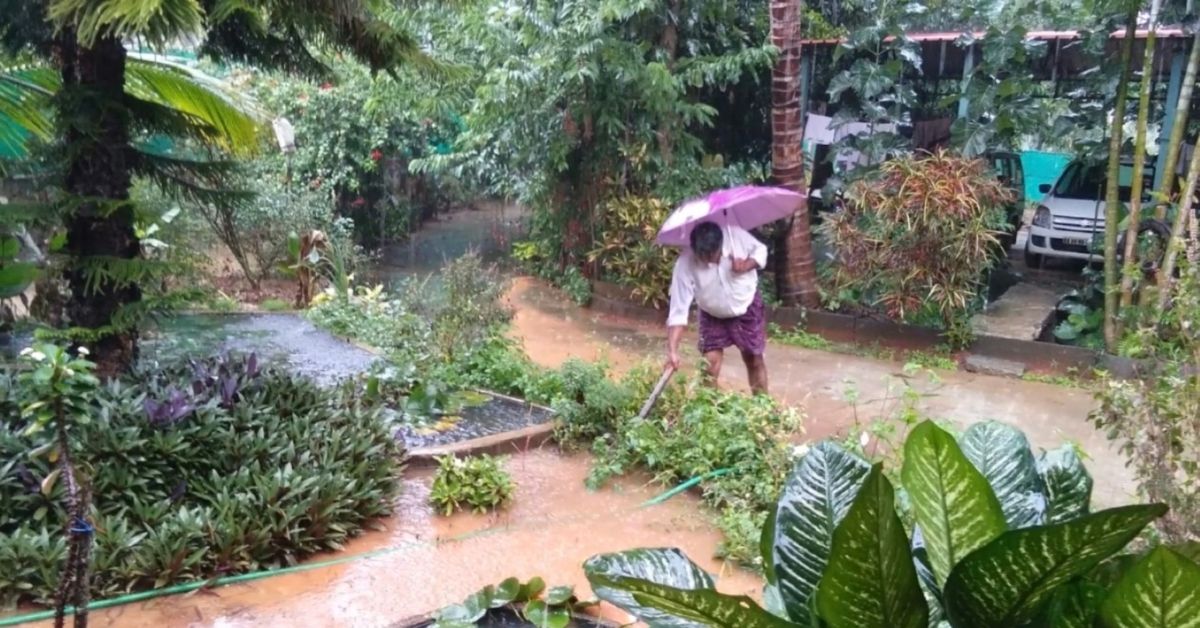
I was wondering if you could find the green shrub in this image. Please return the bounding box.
[429,455,515,516]
[588,195,675,308]
[0,353,401,608]
[561,368,802,567]
[1092,263,1200,543]
[584,421,1179,628]
[822,151,1012,335]
[260,298,291,312]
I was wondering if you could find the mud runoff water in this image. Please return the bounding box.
[21,449,760,628]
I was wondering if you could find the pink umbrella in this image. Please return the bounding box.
[655,185,805,247]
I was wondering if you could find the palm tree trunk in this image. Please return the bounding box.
[1156,30,1200,212]
[1116,0,1161,335]
[1103,11,1138,352]
[771,0,819,308]
[58,34,140,378]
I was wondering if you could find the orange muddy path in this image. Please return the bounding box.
[10,451,758,628]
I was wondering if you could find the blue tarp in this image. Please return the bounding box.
[1021,151,1071,202]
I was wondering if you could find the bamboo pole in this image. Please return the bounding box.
[1103,7,1140,352]
[1157,32,1200,211]
[1117,0,1162,335]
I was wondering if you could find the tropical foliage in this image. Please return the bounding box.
[1093,261,1200,544]
[583,420,1187,628]
[410,0,774,289]
[588,195,677,308]
[821,151,1011,337]
[429,454,515,516]
[0,0,435,376]
[0,351,401,609]
[431,576,594,628]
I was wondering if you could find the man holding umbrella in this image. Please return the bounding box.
[665,220,770,394]
[656,185,803,396]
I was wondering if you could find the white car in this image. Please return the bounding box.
[1025,160,1152,267]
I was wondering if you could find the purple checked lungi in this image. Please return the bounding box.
[698,291,766,356]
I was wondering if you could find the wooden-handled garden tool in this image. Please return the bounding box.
[635,365,676,420]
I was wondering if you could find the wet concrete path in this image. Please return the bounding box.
[505,277,1136,509]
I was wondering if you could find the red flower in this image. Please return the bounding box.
[370,149,383,162]
[319,82,334,91]
[352,197,367,208]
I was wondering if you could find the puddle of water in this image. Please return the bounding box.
[143,313,378,386]
[19,449,760,628]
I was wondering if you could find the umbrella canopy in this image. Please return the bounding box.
[655,185,804,247]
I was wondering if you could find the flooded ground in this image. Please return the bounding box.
[13,449,759,628]
[504,276,1137,508]
[142,313,378,386]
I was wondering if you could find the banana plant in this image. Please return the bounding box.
[583,420,1194,628]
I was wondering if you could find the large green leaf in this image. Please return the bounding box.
[0,262,39,298]
[1037,445,1093,524]
[815,465,928,628]
[1099,546,1200,628]
[959,421,1046,528]
[583,548,714,628]
[587,575,800,628]
[943,504,1167,628]
[1035,578,1106,628]
[772,441,872,624]
[125,59,263,156]
[913,536,946,624]
[901,421,1007,587]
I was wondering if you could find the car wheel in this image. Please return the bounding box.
[1024,240,1043,270]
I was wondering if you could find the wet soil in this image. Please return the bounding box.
[15,449,760,628]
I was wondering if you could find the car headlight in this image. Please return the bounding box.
[1032,206,1052,228]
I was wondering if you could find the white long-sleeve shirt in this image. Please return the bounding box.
[667,225,768,327]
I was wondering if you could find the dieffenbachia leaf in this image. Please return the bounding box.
[1034,578,1106,628]
[1037,445,1093,524]
[773,441,871,625]
[913,532,946,624]
[594,576,801,628]
[902,421,1007,587]
[943,504,1167,628]
[815,465,929,628]
[1099,546,1200,628]
[583,548,714,628]
[959,421,1046,528]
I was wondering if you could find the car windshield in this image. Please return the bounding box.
[1054,162,1153,202]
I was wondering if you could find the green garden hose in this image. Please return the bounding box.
[638,468,733,508]
[0,469,735,627]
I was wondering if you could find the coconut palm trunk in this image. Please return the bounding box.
[1116,0,1161,334]
[1103,10,1139,352]
[771,0,819,308]
[57,34,140,379]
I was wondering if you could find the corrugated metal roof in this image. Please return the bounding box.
[801,27,1189,46]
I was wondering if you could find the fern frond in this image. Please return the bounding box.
[125,58,264,155]
[0,66,58,160]
[47,0,205,48]
[131,146,252,207]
